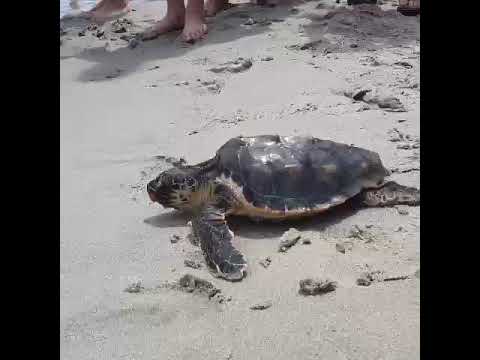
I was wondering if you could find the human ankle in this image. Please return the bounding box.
[165,11,185,23]
[186,0,205,15]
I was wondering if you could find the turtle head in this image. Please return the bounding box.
[147,167,199,210]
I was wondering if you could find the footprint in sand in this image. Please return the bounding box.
[343,86,407,112]
[209,58,253,74]
[196,79,225,94]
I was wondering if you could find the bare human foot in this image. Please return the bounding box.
[141,1,186,41]
[398,0,420,15]
[205,0,232,17]
[182,0,208,43]
[86,0,130,23]
[400,0,420,8]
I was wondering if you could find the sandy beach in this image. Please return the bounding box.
[60,1,420,359]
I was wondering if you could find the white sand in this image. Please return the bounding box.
[60,1,420,359]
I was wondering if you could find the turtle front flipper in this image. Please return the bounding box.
[358,181,420,207]
[192,205,247,281]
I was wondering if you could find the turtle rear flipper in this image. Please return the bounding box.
[192,205,247,281]
[359,181,420,207]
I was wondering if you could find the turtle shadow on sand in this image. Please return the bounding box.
[144,211,191,228]
[143,195,361,239]
[227,200,361,239]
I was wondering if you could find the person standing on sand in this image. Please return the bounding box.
[86,0,230,42]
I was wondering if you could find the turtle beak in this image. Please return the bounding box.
[148,191,157,202]
[147,181,158,202]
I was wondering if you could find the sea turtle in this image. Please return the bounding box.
[147,135,419,281]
